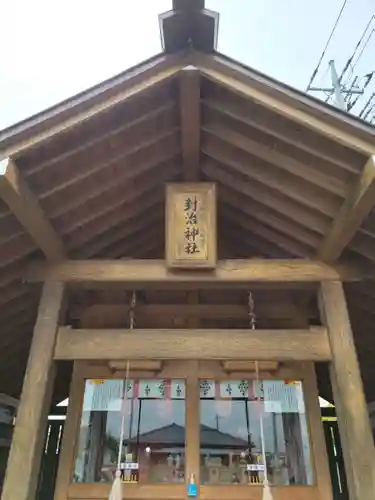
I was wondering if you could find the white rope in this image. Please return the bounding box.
[249,292,270,489]
[117,360,130,471]
[116,291,136,471]
[255,360,269,485]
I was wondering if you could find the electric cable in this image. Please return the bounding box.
[305,0,348,91]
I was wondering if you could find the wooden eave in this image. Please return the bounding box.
[1,49,375,402]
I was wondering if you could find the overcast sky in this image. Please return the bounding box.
[1,0,374,130]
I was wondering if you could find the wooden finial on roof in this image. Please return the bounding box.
[160,0,218,53]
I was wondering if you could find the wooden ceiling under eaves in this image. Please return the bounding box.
[1,47,375,404]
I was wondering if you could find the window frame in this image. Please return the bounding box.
[54,361,331,500]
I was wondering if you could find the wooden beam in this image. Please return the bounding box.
[76,303,311,327]
[204,160,330,235]
[219,186,321,249]
[179,68,201,181]
[318,155,375,261]
[203,98,360,175]
[222,360,279,372]
[54,326,331,361]
[318,281,375,500]
[29,100,176,177]
[1,280,65,500]
[193,52,375,155]
[202,133,340,217]
[0,54,186,159]
[26,258,363,285]
[202,119,347,197]
[0,158,65,261]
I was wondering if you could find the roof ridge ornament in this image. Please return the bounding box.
[159,1,219,54]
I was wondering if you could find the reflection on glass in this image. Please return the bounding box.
[199,379,313,486]
[74,379,186,484]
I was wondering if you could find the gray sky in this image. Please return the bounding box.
[1,0,374,130]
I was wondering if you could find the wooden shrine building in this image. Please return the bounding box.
[0,2,375,500]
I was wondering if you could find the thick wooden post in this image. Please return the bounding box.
[2,280,65,500]
[318,281,375,500]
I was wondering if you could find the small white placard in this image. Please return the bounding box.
[247,464,265,471]
[120,463,139,470]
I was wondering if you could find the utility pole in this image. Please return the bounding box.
[307,59,364,111]
[329,60,347,110]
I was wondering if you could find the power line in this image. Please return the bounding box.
[305,0,348,91]
[306,10,375,121]
[340,16,375,87]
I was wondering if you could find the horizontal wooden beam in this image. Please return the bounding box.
[26,259,363,285]
[55,326,331,361]
[222,361,279,372]
[0,158,65,261]
[76,303,311,327]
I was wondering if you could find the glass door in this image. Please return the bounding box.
[63,363,325,500]
[199,378,314,487]
[73,378,187,485]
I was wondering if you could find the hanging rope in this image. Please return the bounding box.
[109,291,136,500]
[248,292,273,500]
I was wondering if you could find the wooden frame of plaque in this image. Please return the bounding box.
[165,183,217,269]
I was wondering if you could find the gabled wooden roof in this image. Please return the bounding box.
[1,47,375,402]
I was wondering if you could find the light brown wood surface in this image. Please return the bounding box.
[165,183,217,268]
[179,68,201,181]
[54,326,331,361]
[26,258,362,284]
[0,158,65,261]
[318,155,375,261]
[319,281,375,500]
[54,362,86,500]
[1,280,65,500]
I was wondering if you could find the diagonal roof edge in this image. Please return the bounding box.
[0,51,189,159]
[1,48,374,160]
[192,51,375,154]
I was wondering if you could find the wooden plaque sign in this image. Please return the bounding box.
[165,183,217,269]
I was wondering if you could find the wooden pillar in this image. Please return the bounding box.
[318,281,375,500]
[54,362,86,500]
[185,293,200,484]
[1,280,65,500]
[302,362,333,500]
[185,361,200,485]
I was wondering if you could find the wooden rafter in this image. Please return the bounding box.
[203,160,330,235]
[36,110,179,203]
[26,258,363,285]
[0,54,186,159]
[0,158,65,261]
[219,187,320,249]
[179,68,201,180]
[202,134,341,217]
[202,119,348,197]
[318,155,375,261]
[203,98,360,175]
[193,52,375,155]
[221,208,312,258]
[26,100,176,177]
